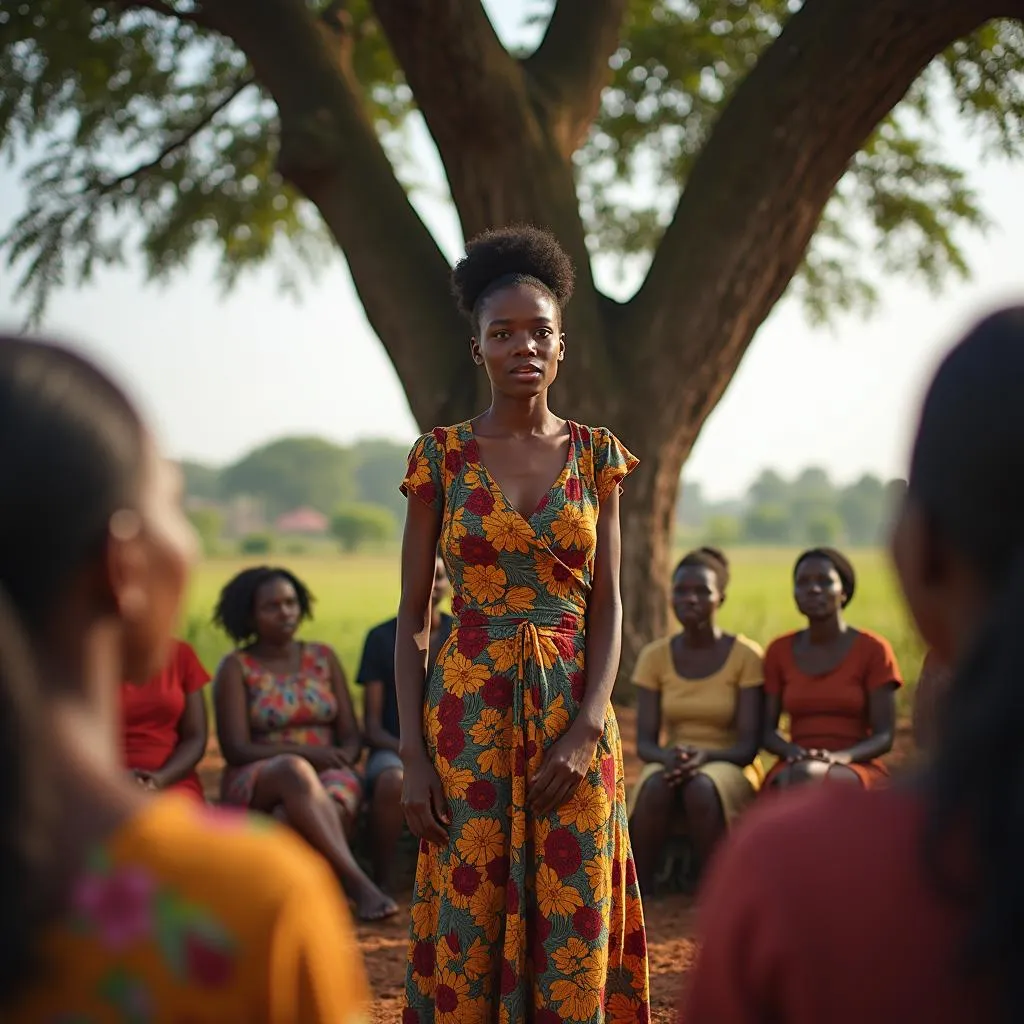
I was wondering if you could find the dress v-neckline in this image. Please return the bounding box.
[466,419,575,524]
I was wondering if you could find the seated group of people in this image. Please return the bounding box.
[629,544,904,894]
[124,532,907,914]
[119,554,453,922]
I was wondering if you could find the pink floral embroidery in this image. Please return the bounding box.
[72,866,155,949]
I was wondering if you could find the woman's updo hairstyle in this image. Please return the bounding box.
[451,224,575,333]
[674,546,731,593]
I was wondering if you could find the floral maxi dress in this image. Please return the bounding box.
[401,421,651,1024]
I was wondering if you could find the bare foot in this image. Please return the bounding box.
[353,881,400,923]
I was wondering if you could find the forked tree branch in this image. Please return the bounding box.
[523,0,629,156]
[197,0,467,426]
[629,0,1012,432]
[370,0,535,155]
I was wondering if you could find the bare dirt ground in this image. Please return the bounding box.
[197,707,914,1022]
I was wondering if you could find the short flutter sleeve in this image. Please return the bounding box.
[592,427,639,501]
[735,637,765,689]
[632,638,668,693]
[863,632,903,691]
[400,430,444,511]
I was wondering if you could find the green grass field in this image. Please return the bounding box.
[181,547,925,712]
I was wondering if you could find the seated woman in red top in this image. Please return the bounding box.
[761,548,901,788]
[121,638,209,800]
[681,308,1024,1023]
[213,566,398,922]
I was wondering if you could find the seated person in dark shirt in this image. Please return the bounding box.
[356,553,451,893]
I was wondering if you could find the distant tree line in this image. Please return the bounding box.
[182,436,409,554]
[182,435,904,556]
[678,468,906,548]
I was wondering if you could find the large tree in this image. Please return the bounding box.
[3,0,1023,683]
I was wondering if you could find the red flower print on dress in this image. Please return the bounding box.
[482,674,513,708]
[452,863,481,897]
[574,906,604,941]
[445,448,465,475]
[465,488,495,517]
[403,1010,421,1024]
[412,940,436,978]
[466,779,497,811]
[457,626,489,660]
[416,482,437,506]
[436,725,465,760]
[564,477,583,502]
[463,438,481,463]
[570,670,586,702]
[459,608,487,627]
[460,535,499,566]
[432,427,446,445]
[73,865,156,950]
[544,829,583,879]
[438,693,465,726]
[486,854,510,886]
[501,960,517,995]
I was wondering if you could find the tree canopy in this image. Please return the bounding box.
[3,2,1022,323]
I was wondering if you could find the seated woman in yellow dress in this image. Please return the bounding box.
[629,548,764,894]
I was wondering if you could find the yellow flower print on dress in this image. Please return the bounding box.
[483,507,534,553]
[551,504,594,550]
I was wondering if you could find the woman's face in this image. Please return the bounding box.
[794,555,845,621]
[672,565,721,629]
[120,440,197,682]
[471,282,564,398]
[253,576,302,645]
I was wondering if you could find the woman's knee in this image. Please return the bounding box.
[373,767,404,804]
[633,770,675,819]
[825,763,863,786]
[261,754,320,797]
[680,773,721,818]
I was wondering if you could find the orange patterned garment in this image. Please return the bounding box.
[10,794,369,1023]
[400,421,651,1024]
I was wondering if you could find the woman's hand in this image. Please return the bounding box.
[665,746,708,786]
[305,747,355,772]
[132,769,162,791]
[785,746,812,764]
[530,726,600,816]
[401,751,450,845]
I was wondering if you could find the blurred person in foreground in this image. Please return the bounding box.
[0,335,368,1022]
[681,307,1024,1023]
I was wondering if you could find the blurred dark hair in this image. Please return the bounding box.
[213,566,314,645]
[674,546,730,592]
[912,307,1024,1019]
[0,334,146,1003]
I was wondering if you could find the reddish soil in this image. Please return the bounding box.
[197,707,915,1022]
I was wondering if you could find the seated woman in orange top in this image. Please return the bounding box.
[762,548,902,788]
[0,335,368,1022]
[121,638,210,800]
[681,308,1024,1023]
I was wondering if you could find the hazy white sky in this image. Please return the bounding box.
[0,1,1021,501]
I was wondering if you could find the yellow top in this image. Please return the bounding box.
[10,794,370,1023]
[632,634,765,750]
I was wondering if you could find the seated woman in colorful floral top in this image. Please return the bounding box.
[121,637,210,800]
[629,548,764,893]
[762,548,902,789]
[0,335,368,1022]
[213,566,398,922]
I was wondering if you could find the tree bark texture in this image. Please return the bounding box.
[194,0,1014,693]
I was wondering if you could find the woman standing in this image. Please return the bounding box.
[121,637,210,800]
[213,566,398,921]
[0,336,367,1021]
[629,548,764,893]
[762,548,902,788]
[397,226,650,1022]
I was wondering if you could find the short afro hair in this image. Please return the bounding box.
[212,565,314,645]
[451,224,575,328]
